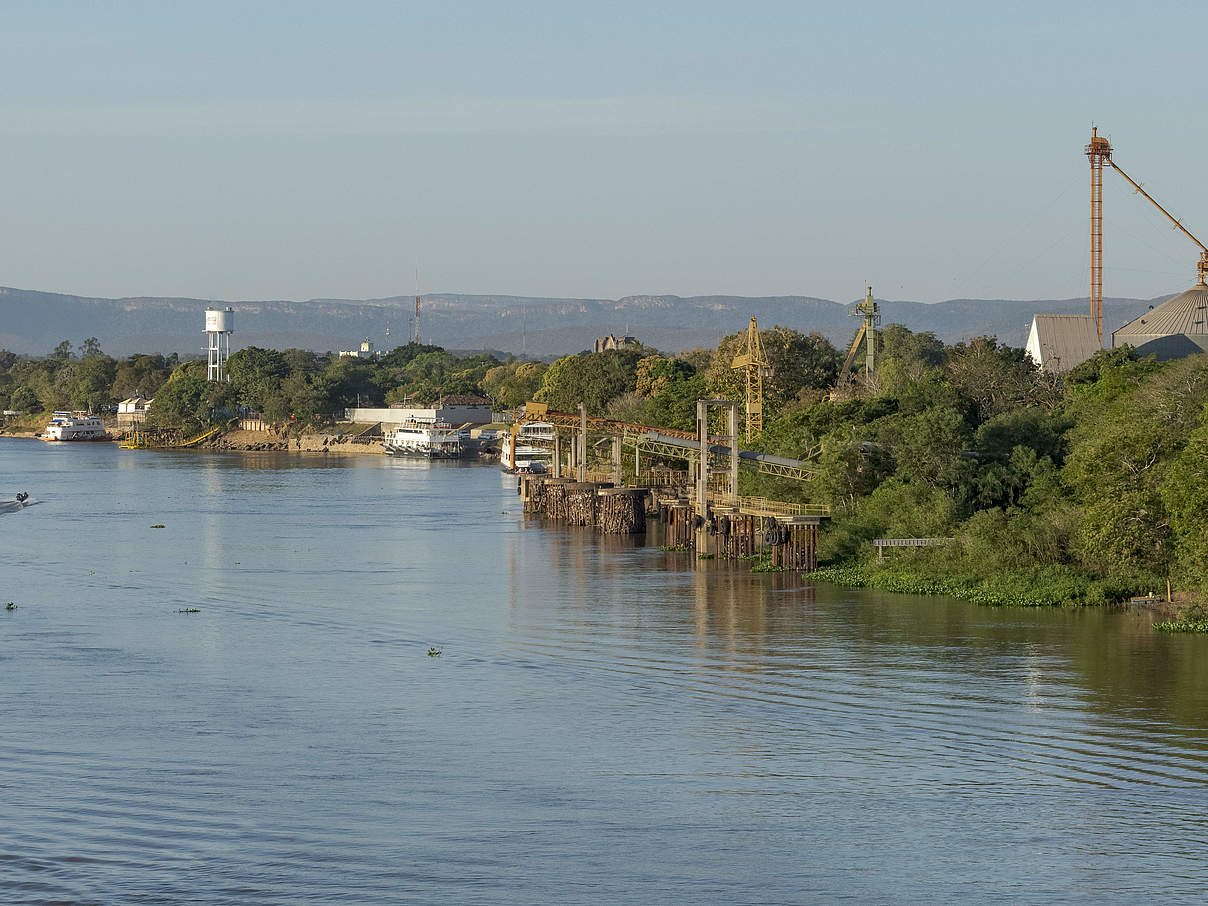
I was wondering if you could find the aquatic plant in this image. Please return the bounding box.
[1154,620,1208,634]
[427,647,442,657]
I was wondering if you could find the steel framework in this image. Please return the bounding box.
[730,317,772,437]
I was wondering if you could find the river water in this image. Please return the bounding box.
[2,438,1207,904]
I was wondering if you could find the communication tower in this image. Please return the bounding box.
[204,307,234,382]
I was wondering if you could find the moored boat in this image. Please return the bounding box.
[41,411,108,442]
[383,420,461,458]
[500,422,555,472]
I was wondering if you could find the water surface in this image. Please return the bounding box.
[3,439,1207,904]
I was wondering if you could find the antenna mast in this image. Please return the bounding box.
[413,266,421,344]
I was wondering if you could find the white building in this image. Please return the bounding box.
[339,339,381,359]
[117,396,154,427]
[1025,314,1100,374]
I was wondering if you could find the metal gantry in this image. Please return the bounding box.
[730,317,772,438]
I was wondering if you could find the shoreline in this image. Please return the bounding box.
[1,427,501,463]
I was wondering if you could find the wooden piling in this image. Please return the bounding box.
[597,488,647,535]
[715,509,756,560]
[542,478,575,521]
[565,481,600,527]
[767,517,819,571]
[664,500,695,549]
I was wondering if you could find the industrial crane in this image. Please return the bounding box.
[840,286,879,376]
[1086,127,1208,344]
[730,317,773,437]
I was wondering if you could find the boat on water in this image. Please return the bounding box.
[383,420,462,458]
[41,411,108,442]
[500,422,555,472]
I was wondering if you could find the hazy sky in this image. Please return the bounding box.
[4,1,1208,304]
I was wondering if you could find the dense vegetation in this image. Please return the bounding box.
[6,325,1208,614]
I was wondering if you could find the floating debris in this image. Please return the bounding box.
[150,524,165,529]
[427,647,442,657]
[179,608,200,614]
[5,602,16,611]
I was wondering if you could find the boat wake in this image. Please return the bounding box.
[0,496,39,514]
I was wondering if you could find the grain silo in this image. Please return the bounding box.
[1112,282,1208,360]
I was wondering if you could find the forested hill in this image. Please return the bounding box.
[0,285,1159,358]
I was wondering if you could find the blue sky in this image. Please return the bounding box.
[3,1,1207,303]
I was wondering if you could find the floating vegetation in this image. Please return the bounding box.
[750,560,786,573]
[427,647,442,657]
[179,608,200,613]
[1154,620,1208,634]
[659,545,691,552]
[150,524,165,529]
[697,553,715,560]
[5,602,16,611]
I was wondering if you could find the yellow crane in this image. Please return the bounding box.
[841,286,879,376]
[730,317,773,437]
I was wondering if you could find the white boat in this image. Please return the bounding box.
[383,420,461,458]
[41,411,108,442]
[500,422,555,472]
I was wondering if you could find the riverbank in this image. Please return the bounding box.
[808,561,1156,610]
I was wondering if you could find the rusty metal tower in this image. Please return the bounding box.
[1085,127,1208,344]
[1086,126,1111,346]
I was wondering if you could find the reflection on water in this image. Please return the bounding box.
[3,438,1208,904]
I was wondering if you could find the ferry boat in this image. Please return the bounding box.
[41,411,108,442]
[500,422,555,472]
[383,420,461,458]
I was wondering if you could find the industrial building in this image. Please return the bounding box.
[1112,282,1208,360]
[1025,314,1100,373]
[344,394,496,429]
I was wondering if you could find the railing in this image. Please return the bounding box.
[873,537,955,560]
[734,497,831,518]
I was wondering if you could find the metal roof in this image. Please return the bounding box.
[1114,283,1208,337]
[1026,314,1100,373]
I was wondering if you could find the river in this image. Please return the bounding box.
[2,438,1207,904]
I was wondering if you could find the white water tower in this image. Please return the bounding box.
[204,307,234,382]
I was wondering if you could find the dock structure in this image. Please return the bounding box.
[513,398,830,572]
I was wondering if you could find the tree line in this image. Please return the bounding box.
[5,326,1207,612]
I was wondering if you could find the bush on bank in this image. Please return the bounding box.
[809,561,1142,609]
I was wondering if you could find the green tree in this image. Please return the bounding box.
[535,349,644,414]
[1161,405,1208,588]
[946,336,1056,423]
[147,375,212,429]
[705,326,839,420]
[228,347,290,412]
[9,386,39,412]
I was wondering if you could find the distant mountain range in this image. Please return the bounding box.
[0,285,1169,359]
